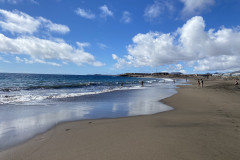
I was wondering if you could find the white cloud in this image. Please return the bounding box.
[39,17,70,34]
[144,0,163,19]
[112,54,132,69]
[76,42,90,49]
[176,64,183,70]
[0,9,69,35]
[0,9,103,67]
[167,64,187,74]
[113,16,240,72]
[99,5,113,19]
[0,56,10,63]
[144,0,174,21]
[121,11,131,23]
[0,9,40,34]
[0,0,38,4]
[126,32,181,67]
[194,55,240,72]
[180,0,215,17]
[97,43,108,49]
[0,0,20,4]
[75,8,96,19]
[16,56,61,66]
[29,0,38,4]
[112,54,118,60]
[0,34,105,67]
[15,56,22,63]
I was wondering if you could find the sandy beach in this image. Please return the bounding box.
[0,79,240,160]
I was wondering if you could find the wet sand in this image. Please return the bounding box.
[0,79,240,160]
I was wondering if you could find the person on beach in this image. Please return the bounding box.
[197,79,200,88]
[141,81,144,87]
[201,79,203,88]
[235,80,239,85]
[173,79,175,84]
[121,82,123,87]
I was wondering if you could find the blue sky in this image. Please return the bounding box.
[0,0,240,75]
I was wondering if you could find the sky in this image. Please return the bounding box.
[0,0,240,75]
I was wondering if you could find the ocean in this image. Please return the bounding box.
[0,73,184,150]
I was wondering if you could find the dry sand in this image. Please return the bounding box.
[0,79,240,160]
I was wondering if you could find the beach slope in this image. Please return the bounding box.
[0,80,240,160]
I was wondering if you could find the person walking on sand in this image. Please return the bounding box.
[197,79,200,88]
[201,79,204,88]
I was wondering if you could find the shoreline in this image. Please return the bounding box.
[1,79,240,160]
[0,82,177,151]
[0,84,177,151]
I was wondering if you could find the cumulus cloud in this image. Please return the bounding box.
[99,5,113,19]
[121,11,131,23]
[0,9,69,35]
[113,16,240,72]
[180,0,215,17]
[0,9,104,67]
[194,56,240,72]
[0,34,105,67]
[112,54,132,69]
[75,8,96,19]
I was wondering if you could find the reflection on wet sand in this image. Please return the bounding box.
[127,87,175,116]
[0,84,178,150]
[0,104,93,150]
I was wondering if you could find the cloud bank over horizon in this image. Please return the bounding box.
[113,16,240,72]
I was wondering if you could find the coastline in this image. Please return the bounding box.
[0,82,177,150]
[0,79,240,160]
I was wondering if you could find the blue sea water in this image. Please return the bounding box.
[0,73,184,150]
[0,73,149,105]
